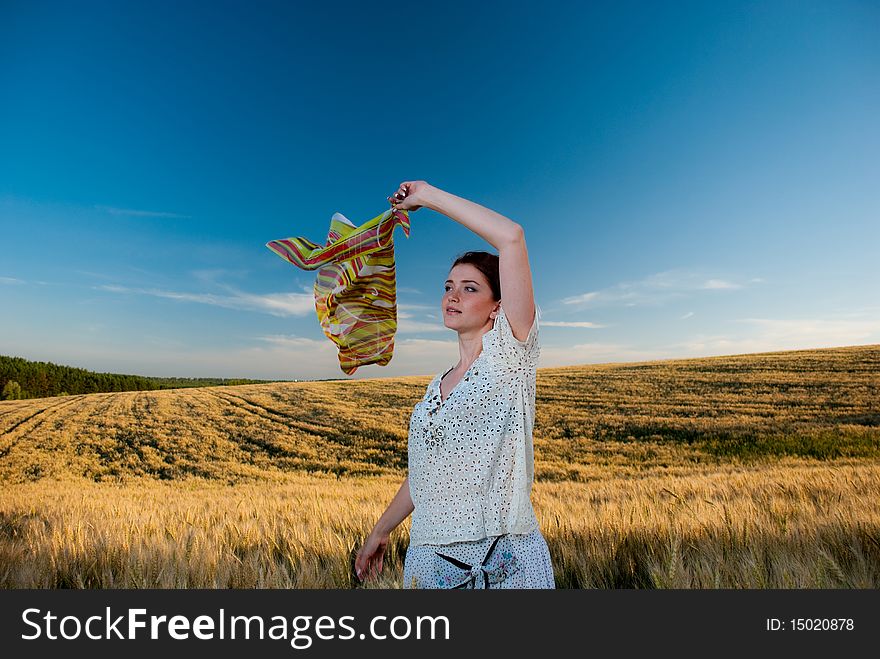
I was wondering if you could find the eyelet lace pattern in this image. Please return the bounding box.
[407,305,541,546]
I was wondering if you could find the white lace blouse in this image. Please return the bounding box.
[407,304,541,546]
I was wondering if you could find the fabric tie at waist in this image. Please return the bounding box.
[433,534,521,589]
[266,208,410,375]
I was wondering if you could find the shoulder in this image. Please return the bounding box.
[481,304,541,367]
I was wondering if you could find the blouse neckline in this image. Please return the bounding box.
[434,318,499,406]
[438,353,484,405]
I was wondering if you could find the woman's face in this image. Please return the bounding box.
[442,263,499,331]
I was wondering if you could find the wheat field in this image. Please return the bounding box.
[2,344,879,588]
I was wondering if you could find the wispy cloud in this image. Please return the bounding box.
[541,320,605,328]
[681,311,694,319]
[539,312,880,368]
[190,268,250,283]
[247,335,461,380]
[560,268,752,308]
[397,308,609,333]
[702,279,741,290]
[398,303,437,311]
[26,340,338,380]
[95,205,191,219]
[95,284,314,317]
[394,310,446,334]
[668,312,880,356]
[538,342,673,367]
[560,292,601,305]
[94,281,459,325]
[256,335,328,348]
[72,269,115,280]
[0,276,24,285]
[256,335,461,378]
[733,315,880,346]
[398,304,608,332]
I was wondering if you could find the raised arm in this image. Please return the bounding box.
[390,181,536,341]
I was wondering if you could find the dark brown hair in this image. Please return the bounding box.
[449,251,501,302]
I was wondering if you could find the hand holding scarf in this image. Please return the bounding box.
[266,208,411,375]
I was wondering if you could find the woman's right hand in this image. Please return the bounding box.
[388,180,435,212]
[354,530,389,583]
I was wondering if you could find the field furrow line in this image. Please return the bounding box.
[0,401,37,421]
[0,396,86,437]
[0,395,90,458]
[0,401,62,434]
[207,390,333,438]
[172,389,324,467]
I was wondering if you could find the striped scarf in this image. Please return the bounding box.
[266,208,411,375]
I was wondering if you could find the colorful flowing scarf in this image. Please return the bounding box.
[266,208,411,375]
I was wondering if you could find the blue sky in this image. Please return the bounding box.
[1,0,878,380]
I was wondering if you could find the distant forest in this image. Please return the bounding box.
[0,355,279,400]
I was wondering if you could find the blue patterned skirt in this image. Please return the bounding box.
[402,527,555,589]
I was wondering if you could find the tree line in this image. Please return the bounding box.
[0,355,277,400]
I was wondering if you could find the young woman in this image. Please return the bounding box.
[354,181,555,589]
